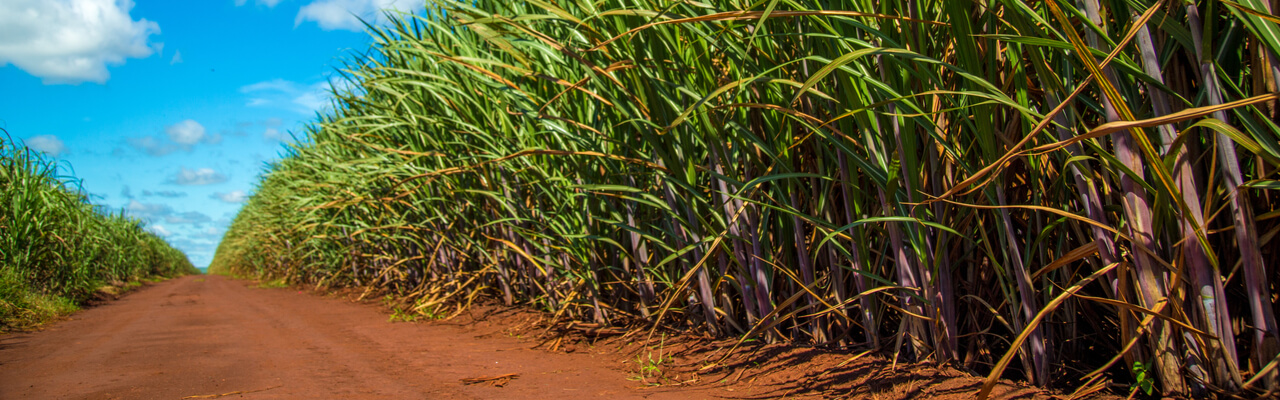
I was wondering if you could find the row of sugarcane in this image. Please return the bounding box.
[210,0,1280,396]
[1,133,198,329]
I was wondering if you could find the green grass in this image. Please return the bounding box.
[387,307,419,322]
[210,0,1280,397]
[1,133,197,331]
[0,268,79,329]
[254,279,290,289]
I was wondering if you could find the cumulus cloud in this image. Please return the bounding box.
[24,135,66,156]
[126,199,210,238]
[125,199,173,222]
[211,190,249,203]
[126,119,221,156]
[296,0,416,31]
[166,236,216,258]
[263,128,286,142]
[168,167,227,185]
[0,0,160,84]
[148,224,173,237]
[165,119,205,145]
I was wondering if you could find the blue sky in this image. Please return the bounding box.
[1,0,419,269]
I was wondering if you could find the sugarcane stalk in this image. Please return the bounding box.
[837,150,878,347]
[1185,1,1254,388]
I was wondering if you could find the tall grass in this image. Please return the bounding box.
[1,133,197,329]
[212,0,1280,396]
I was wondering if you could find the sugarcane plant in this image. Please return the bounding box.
[211,0,1280,396]
[1,133,198,330]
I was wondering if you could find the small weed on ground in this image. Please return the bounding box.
[255,279,289,289]
[630,335,669,386]
[386,297,446,323]
[388,307,419,322]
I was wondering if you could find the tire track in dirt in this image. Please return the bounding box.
[0,275,697,399]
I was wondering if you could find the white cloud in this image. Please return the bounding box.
[293,82,333,112]
[166,237,216,268]
[211,190,249,203]
[148,224,173,237]
[165,119,205,145]
[127,119,219,156]
[169,167,228,185]
[170,50,182,64]
[240,79,341,114]
[125,199,173,222]
[295,0,416,32]
[239,78,295,93]
[263,128,285,141]
[24,135,66,156]
[0,0,160,84]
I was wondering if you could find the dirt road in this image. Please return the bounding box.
[0,275,693,399]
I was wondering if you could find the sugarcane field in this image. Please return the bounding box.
[3,0,1280,398]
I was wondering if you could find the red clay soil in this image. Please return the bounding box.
[0,275,1113,399]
